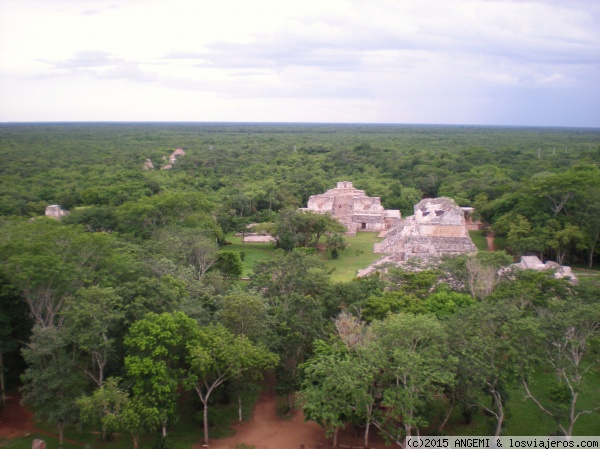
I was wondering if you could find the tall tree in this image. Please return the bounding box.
[184,324,278,446]
[124,312,198,441]
[21,326,88,447]
[217,291,271,343]
[449,303,522,436]
[520,301,600,436]
[146,226,220,280]
[77,376,128,441]
[249,250,332,301]
[62,286,124,388]
[368,314,457,446]
[301,340,377,448]
[0,219,115,328]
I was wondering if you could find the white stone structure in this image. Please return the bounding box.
[143,159,154,170]
[357,197,477,277]
[45,204,69,219]
[374,197,477,259]
[300,181,400,236]
[169,148,186,163]
[513,256,578,283]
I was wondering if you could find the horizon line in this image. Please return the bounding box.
[1,121,599,130]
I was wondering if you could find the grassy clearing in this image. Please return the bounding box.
[224,232,383,283]
[444,366,600,436]
[493,235,507,251]
[321,232,383,282]
[224,235,278,278]
[469,230,507,252]
[469,230,489,251]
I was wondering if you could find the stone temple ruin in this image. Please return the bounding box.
[375,197,477,258]
[358,197,477,276]
[45,204,69,219]
[300,181,400,236]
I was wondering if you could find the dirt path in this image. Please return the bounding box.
[0,393,34,438]
[0,393,99,448]
[197,377,323,449]
[486,232,496,251]
[197,375,388,449]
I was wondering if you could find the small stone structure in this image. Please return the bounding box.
[143,158,154,170]
[169,148,186,163]
[512,256,578,283]
[32,440,46,449]
[242,234,276,243]
[45,204,69,219]
[300,181,400,236]
[161,148,186,170]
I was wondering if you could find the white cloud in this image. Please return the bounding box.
[0,0,598,125]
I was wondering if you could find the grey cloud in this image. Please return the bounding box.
[163,10,598,77]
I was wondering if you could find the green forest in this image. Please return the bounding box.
[0,123,599,448]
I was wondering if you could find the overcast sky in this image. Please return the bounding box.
[1,0,599,126]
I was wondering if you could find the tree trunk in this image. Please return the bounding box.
[567,392,578,436]
[238,394,242,423]
[196,384,219,447]
[588,235,598,268]
[364,419,370,448]
[494,412,504,437]
[438,397,455,432]
[58,422,64,447]
[333,427,338,447]
[132,434,139,449]
[203,400,209,446]
[162,420,167,438]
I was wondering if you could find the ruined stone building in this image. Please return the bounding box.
[374,197,477,258]
[169,148,186,163]
[362,197,471,256]
[300,181,400,236]
[357,197,477,276]
[45,205,69,218]
[510,256,578,283]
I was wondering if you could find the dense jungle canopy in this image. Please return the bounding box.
[0,123,599,446]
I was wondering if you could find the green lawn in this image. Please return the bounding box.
[469,230,489,251]
[321,232,384,283]
[469,230,508,252]
[443,366,600,436]
[224,235,278,278]
[224,232,383,283]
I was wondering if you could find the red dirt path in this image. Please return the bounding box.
[196,376,388,449]
[0,393,93,447]
[0,393,35,438]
